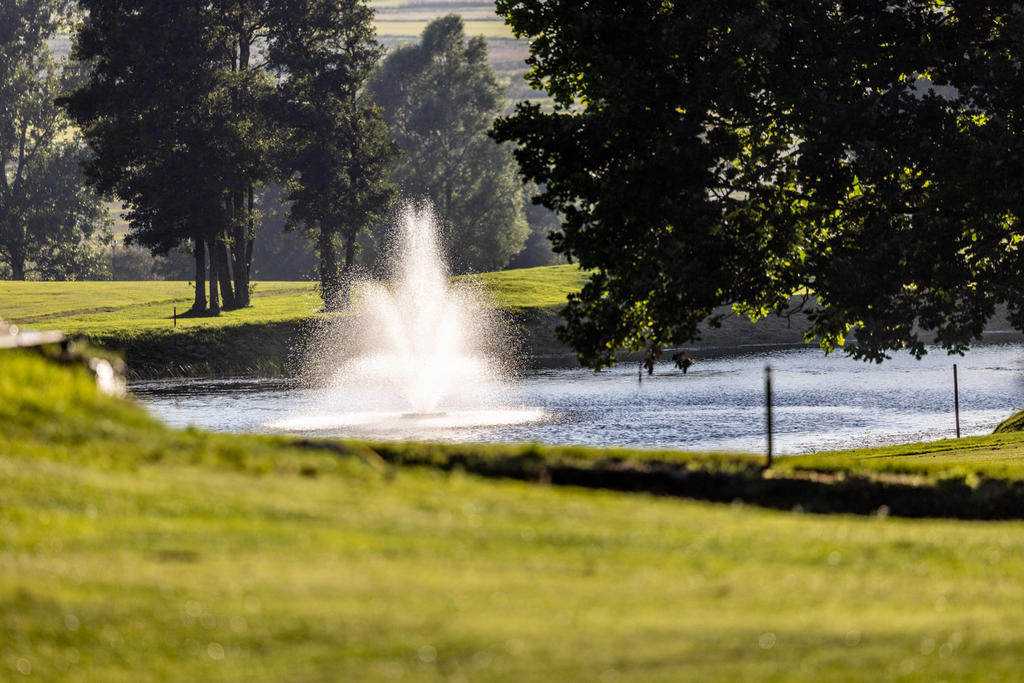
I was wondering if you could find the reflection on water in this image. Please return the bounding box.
[131,344,1024,455]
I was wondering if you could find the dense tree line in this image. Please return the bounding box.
[62,0,394,312]
[493,1,1024,367]
[367,15,528,274]
[3,2,552,298]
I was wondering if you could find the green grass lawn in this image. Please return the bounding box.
[0,265,586,338]
[7,349,1024,680]
[785,434,1024,481]
[473,265,589,310]
[0,281,322,334]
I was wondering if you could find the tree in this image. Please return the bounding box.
[272,0,397,309]
[492,1,1022,367]
[507,183,564,269]
[65,0,281,312]
[65,0,225,310]
[208,0,281,309]
[249,184,317,281]
[753,3,1009,363]
[0,0,111,280]
[367,15,528,274]
[825,3,1024,358]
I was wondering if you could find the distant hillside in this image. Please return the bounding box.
[370,0,535,104]
[52,3,537,115]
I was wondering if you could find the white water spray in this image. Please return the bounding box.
[268,203,545,436]
[345,204,495,413]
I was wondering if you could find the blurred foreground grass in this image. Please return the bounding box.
[5,350,1024,680]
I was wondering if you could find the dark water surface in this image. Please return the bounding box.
[132,344,1024,455]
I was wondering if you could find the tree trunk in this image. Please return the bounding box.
[214,236,235,309]
[11,254,26,281]
[192,234,207,313]
[230,188,250,307]
[338,231,358,308]
[228,35,253,309]
[244,184,255,293]
[319,228,340,311]
[207,237,221,315]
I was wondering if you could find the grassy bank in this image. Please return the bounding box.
[7,349,1024,680]
[0,265,588,377]
[3,266,1019,378]
[0,280,322,378]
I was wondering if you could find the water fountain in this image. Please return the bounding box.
[266,203,546,438]
[135,208,1024,448]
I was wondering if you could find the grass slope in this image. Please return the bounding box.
[474,265,589,310]
[375,18,514,39]
[7,350,1024,680]
[994,408,1024,433]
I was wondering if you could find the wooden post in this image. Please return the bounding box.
[954,363,960,438]
[173,306,177,328]
[765,365,773,468]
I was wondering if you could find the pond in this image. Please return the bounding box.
[131,343,1024,455]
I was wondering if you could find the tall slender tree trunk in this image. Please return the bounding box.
[338,230,358,308]
[319,228,340,311]
[244,184,254,291]
[214,234,235,309]
[207,237,221,315]
[192,234,207,313]
[228,35,254,309]
[230,188,250,307]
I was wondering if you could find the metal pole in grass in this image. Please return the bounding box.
[954,363,961,438]
[765,365,773,468]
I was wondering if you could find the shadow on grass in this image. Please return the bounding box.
[305,441,1024,520]
[172,308,218,319]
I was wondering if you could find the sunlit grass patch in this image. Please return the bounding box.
[782,432,1024,481]
[0,281,320,333]
[471,264,588,310]
[1,266,583,336]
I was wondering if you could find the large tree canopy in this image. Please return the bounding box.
[0,0,111,280]
[273,0,397,310]
[493,1,1024,368]
[67,1,391,311]
[65,0,259,311]
[67,0,389,310]
[367,15,528,274]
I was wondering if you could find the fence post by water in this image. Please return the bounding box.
[954,363,960,438]
[765,365,773,468]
